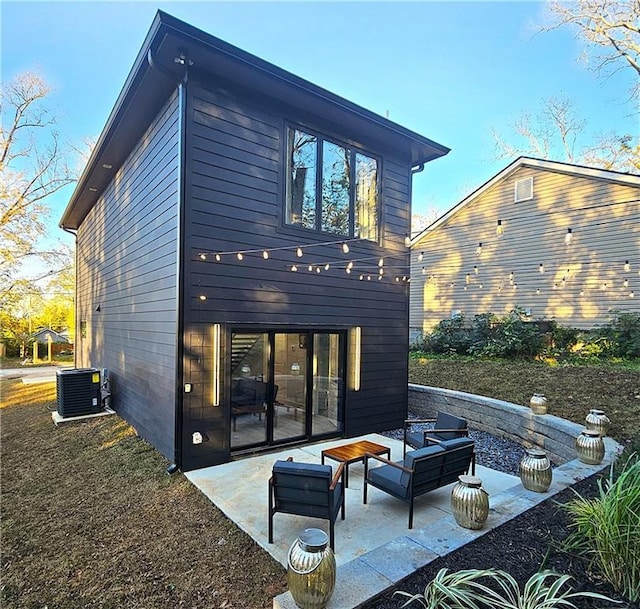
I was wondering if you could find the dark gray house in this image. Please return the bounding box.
[60,12,449,471]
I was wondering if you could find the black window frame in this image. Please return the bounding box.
[284,124,381,243]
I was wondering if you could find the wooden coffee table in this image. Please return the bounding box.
[321,440,391,487]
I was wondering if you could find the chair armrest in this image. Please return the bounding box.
[329,462,345,490]
[364,452,412,473]
[431,427,469,435]
[403,418,436,427]
[423,435,443,444]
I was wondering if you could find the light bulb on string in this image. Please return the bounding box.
[346,267,351,274]
[422,267,426,275]
[199,295,207,301]
[308,265,313,272]
[539,263,544,274]
[237,252,244,261]
[215,253,221,262]
[367,275,372,281]
[476,242,483,256]
[359,274,364,280]
[342,242,350,253]
[624,260,630,272]
[378,275,382,280]
[473,265,479,275]
[630,291,635,298]
[316,267,321,273]
[565,228,573,245]
[199,253,207,260]
[347,261,354,270]
[465,273,470,284]
[418,252,424,262]
[601,282,607,291]
[496,219,503,236]
[378,257,384,267]
[379,268,384,276]
[296,247,303,257]
[580,289,584,296]
[262,250,269,260]
[536,288,540,295]
[324,263,330,271]
[624,278,629,288]
[509,271,514,285]
[291,265,298,272]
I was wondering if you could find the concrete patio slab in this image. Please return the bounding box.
[185,432,618,609]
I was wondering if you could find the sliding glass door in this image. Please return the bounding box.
[230,330,344,451]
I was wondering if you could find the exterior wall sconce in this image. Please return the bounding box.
[212,324,221,406]
[349,326,361,392]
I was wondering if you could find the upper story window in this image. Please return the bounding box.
[285,127,379,242]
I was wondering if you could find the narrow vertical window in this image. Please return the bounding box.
[355,153,378,241]
[321,141,350,235]
[286,130,317,229]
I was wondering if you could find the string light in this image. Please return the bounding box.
[378,257,384,267]
[215,254,221,262]
[536,288,540,294]
[601,282,607,291]
[199,253,207,260]
[473,265,478,274]
[539,263,544,274]
[422,267,426,275]
[199,295,207,301]
[630,291,635,298]
[496,219,504,236]
[342,242,350,253]
[237,252,243,261]
[509,271,514,284]
[379,268,384,276]
[346,267,351,274]
[324,263,330,271]
[624,278,629,288]
[308,264,313,272]
[418,252,424,262]
[476,242,483,256]
[624,260,630,272]
[316,267,321,273]
[465,273,470,284]
[291,265,298,272]
[262,250,269,260]
[296,247,303,257]
[565,228,573,245]
[347,261,354,270]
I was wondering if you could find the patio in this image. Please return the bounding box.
[188,431,604,608]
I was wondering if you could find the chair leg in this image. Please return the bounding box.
[268,480,274,543]
[329,520,335,551]
[363,480,368,504]
[408,497,414,529]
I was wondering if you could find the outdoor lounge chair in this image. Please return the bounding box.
[364,437,475,528]
[231,379,268,431]
[268,457,346,550]
[403,411,469,456]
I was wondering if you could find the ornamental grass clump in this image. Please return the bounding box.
[563,456,640,603]
[393,568,616,609]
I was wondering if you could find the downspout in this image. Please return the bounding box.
[61,225,79,369]
[147,46,191,474]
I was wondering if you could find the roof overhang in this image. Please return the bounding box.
[61,11,450,230]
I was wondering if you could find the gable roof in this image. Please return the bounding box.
[60,11,449,231]
[412,156,640,244]
[32,328,70,344]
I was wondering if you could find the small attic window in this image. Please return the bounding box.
[514,177,533,202]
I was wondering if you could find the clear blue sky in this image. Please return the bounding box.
[2,0,635,248]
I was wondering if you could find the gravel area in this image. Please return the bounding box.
[380,413,544,476]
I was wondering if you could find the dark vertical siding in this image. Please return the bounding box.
[76,91,180,461]
[180,80,412,468]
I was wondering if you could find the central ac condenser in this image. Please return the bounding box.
[56,368,102,417]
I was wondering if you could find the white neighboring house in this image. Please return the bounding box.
[410,157,640,339]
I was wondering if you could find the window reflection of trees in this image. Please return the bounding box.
[322,141,350,235]
[287,128,378,241]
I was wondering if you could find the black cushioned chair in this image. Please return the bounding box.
[268,457,345,550]
[403,411,469,457]
[364,437,475,528]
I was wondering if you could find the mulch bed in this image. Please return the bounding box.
[359,472,636,609]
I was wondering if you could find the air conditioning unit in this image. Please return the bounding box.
[56,368,102,417]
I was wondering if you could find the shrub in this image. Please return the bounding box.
[563,457,640,602]
[469,309,543,358]
[595,311,640,359]
[424,316,472,355]
[393,568,616,608]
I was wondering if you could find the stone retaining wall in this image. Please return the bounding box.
[409,384,596,464]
